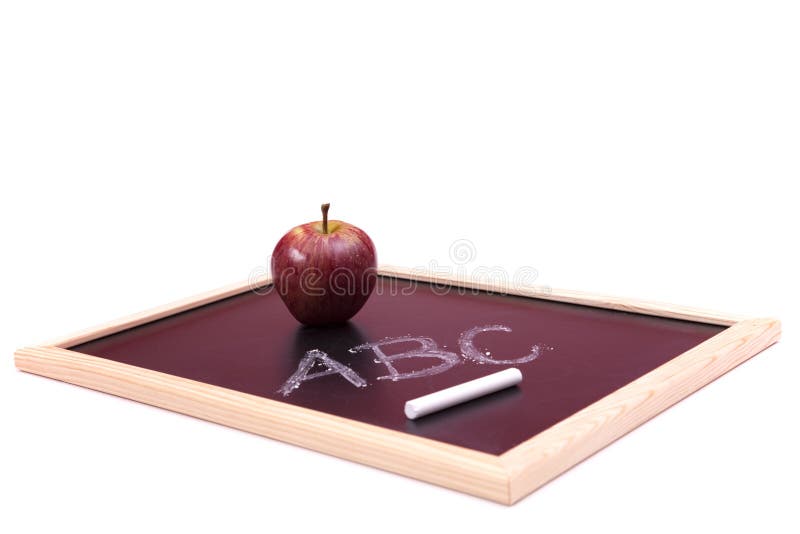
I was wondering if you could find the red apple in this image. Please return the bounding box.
[271,203,377,326]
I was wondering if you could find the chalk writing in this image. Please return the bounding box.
[459,324,544,365]
[278,349,367,396]
[350,336,461,381]
[279,324,552,396]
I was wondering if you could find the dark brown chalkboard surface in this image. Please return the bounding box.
[70,277,725,455]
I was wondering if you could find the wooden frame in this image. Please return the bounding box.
[14,266,781,505]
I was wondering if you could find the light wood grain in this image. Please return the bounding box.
[14,345,511,503]
[15,267,780,504]
[44,273,272,348]
[379,265,747,326]
[499,317,781,504]
[46,266,743,350]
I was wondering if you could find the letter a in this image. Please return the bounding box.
[278,349,366,396]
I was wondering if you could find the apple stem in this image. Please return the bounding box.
[321,203,330,234]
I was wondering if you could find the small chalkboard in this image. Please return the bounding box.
[15,267,780,504]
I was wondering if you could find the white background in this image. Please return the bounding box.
[2,1,798,532]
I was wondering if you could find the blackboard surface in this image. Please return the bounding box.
[71,278,725,455]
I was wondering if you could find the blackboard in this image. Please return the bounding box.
[16,269,779,504]
[71,277,723,454]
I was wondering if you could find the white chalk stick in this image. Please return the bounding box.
[404,368,522,420]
